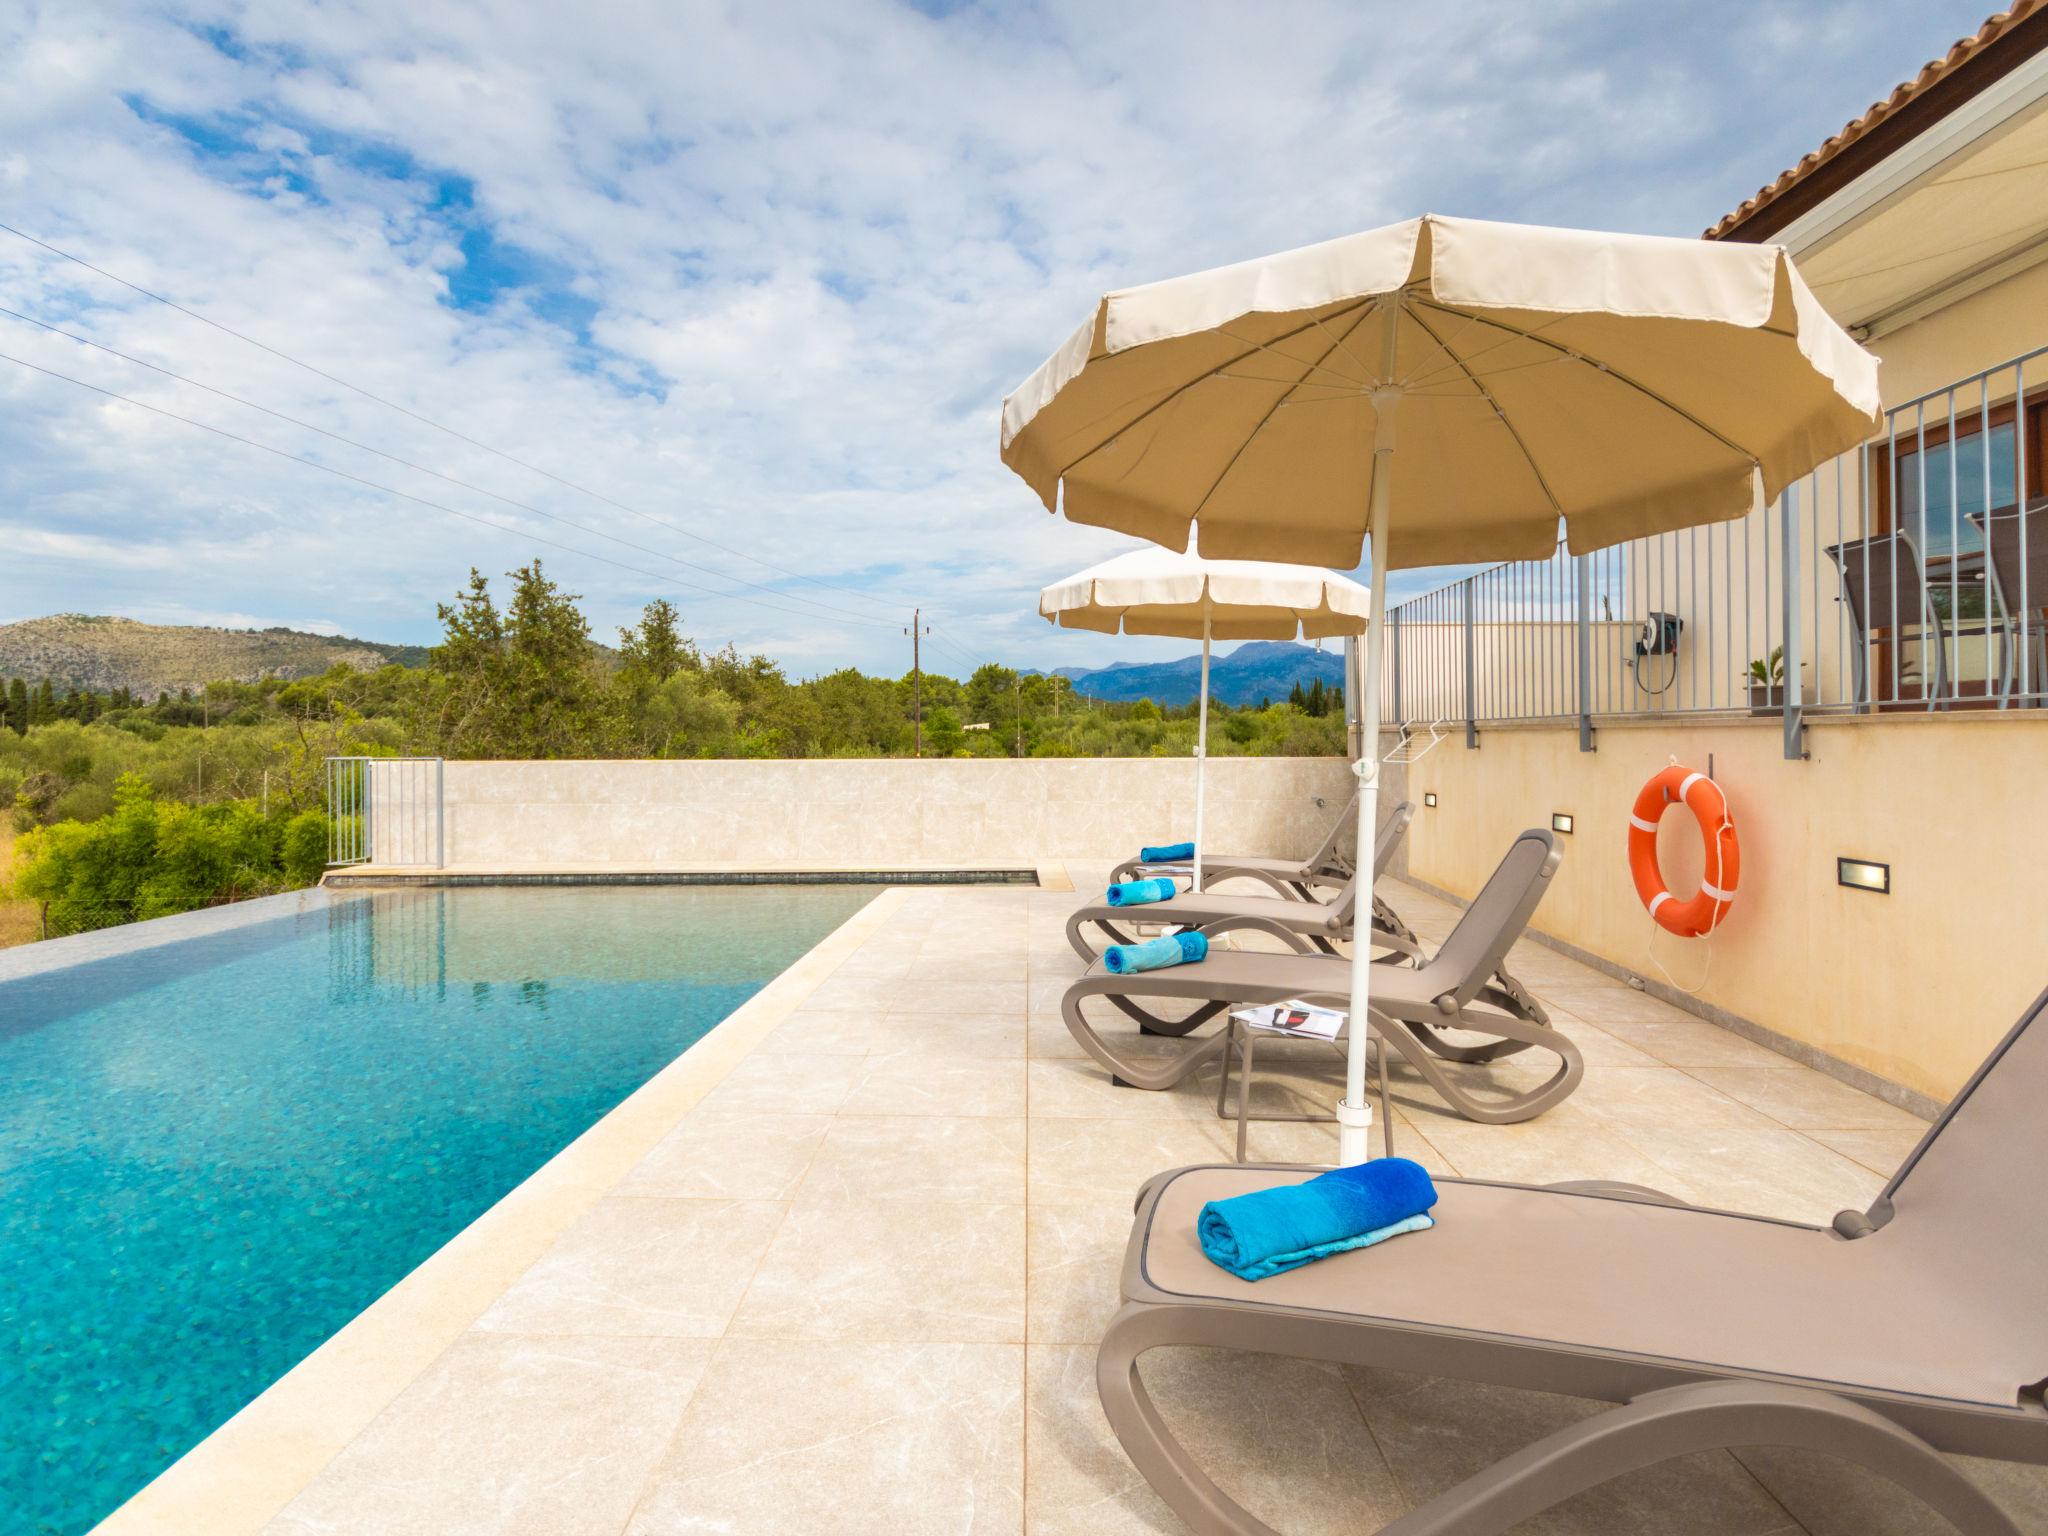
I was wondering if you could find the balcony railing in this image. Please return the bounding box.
[1377,347,2048,757]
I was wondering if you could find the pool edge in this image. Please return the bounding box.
[89,884,912,1536]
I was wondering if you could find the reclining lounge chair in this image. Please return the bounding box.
[1096,987,2048,1536]
[1110,793,1359,899]
[1069,803,1418,964]
[1062,829,1579,1127]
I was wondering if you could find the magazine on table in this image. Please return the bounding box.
[1230,1000,1346,1040]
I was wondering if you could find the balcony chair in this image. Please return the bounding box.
[1823,529,1948,708]
[1969,503,2048,706]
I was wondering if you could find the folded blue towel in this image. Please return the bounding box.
[1105,876,1178,908]
[1198,1158,1438,1281]
[1103,930,1207,975]
[1140,841,1197,864]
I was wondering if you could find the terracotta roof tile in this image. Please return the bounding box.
[1706,1,2048,239]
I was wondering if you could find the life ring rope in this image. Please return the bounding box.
[1627,763,1739,938]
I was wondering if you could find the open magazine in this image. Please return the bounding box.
[1230,1000,1346,1040]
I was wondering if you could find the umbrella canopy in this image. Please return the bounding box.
[1040,548,1367,891]
[1002,213,1881,570]
[1039,547,1370,639]
[1003,214,1879,1166]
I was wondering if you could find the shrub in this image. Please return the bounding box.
[9,773,321,936]
[280,810,330,885]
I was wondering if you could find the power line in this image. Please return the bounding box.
[0,303,899,628]
[0,218,908,617]
[0,347,900,631]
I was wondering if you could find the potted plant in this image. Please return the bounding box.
[1746,646,1786,714]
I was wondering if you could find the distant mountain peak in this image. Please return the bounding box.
[0,614,430,697]
[1054,639,1344,707]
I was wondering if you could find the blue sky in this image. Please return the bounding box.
[0,0,1995,678]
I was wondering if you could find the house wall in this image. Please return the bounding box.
[1869,255,2048,404]
[394,755,1359,870]
[1402,714,2048,1105]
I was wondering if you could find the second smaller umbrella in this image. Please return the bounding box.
[1039,547,1370,891]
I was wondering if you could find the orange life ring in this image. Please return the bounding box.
[1628,765,1739,937]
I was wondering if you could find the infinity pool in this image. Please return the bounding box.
[0,883,874,1536]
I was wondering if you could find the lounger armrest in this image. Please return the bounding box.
[1199,864,1306,898]
[1545,1179,1693,1208]
[1195,915,1320,956]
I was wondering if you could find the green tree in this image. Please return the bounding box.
[619,598,694,685]
[924,706,966,756]
[2,677,22,736]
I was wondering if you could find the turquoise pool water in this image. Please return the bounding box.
[0,883,874,1536]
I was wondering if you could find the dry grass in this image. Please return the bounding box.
[0,823,43,949]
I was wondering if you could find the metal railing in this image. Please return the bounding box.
[1379,347,2048,757]
[326,757,445,868]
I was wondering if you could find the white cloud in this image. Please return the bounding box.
[0,0,1995,676]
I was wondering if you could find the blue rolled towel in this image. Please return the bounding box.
[1103,930,1207,975]
[1198,1158,1438,1281]
[1105,876,1178,908]
[1140,841,1196,864]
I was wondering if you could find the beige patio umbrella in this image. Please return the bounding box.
[1039,547,1369,891]
[1003,213,1880,1164]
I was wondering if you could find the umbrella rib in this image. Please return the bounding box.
[1398,310,1577,390]
[1051,299,1376,482]
[1402,301,1565,516]
[1188,300,1381,530]
[1408,297,1759,465]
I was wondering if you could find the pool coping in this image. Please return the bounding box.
[0,886,338,983]
[89,882,917,1536]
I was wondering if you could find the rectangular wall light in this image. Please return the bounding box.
[1550,812,1574,834]
[1423,792,1438,808]
[1837,857,1890,894]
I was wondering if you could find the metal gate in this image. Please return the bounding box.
[326,757,445,868]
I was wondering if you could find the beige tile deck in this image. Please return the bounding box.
[251,875,2048,1536]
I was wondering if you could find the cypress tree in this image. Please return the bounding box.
[7,678,26,734]
[33,679,56,724]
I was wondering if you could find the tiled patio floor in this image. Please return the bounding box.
[258,875,2048,1535]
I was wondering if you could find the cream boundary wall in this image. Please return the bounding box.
[1405,715,2048,1105]
[413,756,1357,869]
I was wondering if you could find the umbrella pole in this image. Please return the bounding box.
[1340,375,1400,1167]
[1192,612,1210,894]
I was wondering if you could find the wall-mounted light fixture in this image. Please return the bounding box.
[1551,812,1574,835]
[1423,792,1438,808]
[1837,857,1890,894]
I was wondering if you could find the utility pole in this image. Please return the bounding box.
[905,608,930,757]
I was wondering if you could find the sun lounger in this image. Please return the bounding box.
[1096,986,2048,1536]
[1062,829,1577,1129]
[1111,793,1361,899]
[1070,803,1418,963]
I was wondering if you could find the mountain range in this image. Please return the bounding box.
[0,615,431,699]
[1044,639,1347,707]
[1,615,1347,711]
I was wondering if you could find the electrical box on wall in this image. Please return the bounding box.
[1634,611,1683,657]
